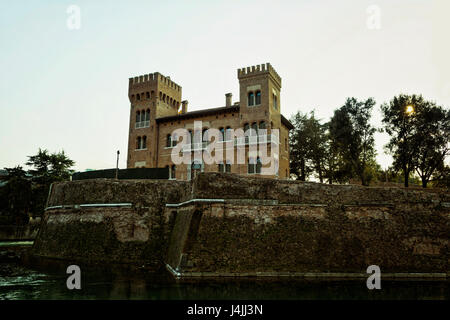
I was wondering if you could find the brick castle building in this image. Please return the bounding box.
[126,63,293,180]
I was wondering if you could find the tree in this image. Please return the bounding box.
[26,148,75,182]
[26,149,75,217]
[432,165,450,188]
[289,111,327,182]
[411,104,450,188]
[289,112,312,181]
[1,166,31,225]
[381,94,450,187]
[329,97,377,186]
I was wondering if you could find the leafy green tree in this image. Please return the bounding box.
[1,166,31,225]
[411,104,450,188]
[432,164,450,188]
[329,97,377,186]
[289,112,313,181]
[381,94,449,187]
[289,111,327,182]
[26,149,75,217]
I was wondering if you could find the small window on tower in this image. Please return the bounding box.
[255,91,261,105]
[136,111,140,123]
[142,136,147,149]
[248,92,255,106]
[136,136,141,150]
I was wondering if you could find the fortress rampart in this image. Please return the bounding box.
[32,173,450,278]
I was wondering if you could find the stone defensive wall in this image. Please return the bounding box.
[33,173,450,278]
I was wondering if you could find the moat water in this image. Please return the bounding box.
[0,242,448,300]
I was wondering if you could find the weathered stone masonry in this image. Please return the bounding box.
[33,173,450,278]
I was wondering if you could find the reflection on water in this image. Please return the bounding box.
[0,241,34,247]
[0,243,448,300]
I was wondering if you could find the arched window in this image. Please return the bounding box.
[163,94,166,102]
[146,109,150,121]
[202,128,209,142]
[140,110,146,123]
[248,92,255,106]
[225,126,232,141]
[136,136,141,149]
[218,161,224,173]
[170,165,176,179]
[255,90,261,105]
[248,157,256,174]
[251,122,258,136]
[273,94,277,110]
[256,157,262,174]
[146,92,150,99]
[188,130,193,145]
[166,134,172,148]
[190,160,203,180]
[225,160,231,173]
[131,95,135,101]
[259,121,266,130]
[159,92,162,100]
[142,136,147,149]
[244,123,250,133]
[219,127,225,141]
[172,133,177,147]
[151,91,155,98]
[137,94,140,101]
[136,111,140,123]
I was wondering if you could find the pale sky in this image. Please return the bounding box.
[1,0,449,172]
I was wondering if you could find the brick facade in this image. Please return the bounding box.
[127,63,293,180]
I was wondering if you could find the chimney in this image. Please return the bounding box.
[181,100,188,114]
[225,93,232,107]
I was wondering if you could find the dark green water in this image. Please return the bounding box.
[0,243,448,300]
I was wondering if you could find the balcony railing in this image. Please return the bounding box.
[135,121,150,129]
[234,134,279,146]
[181,141,209,152]
[180,134,279,152]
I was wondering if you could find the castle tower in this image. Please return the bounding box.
[237,63,282,132]
[236,63,284,177]
[127,72,182,168]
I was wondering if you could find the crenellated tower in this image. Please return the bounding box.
[127,72,182,168]
[237,63,282,132]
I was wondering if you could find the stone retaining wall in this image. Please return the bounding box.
[33,174,450,277]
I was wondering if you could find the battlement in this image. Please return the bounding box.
[129,72,182,92]
[237,63,282,87]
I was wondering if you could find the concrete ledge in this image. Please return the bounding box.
[163,266,448,280]
[45,203,133,211]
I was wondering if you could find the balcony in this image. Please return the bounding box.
[234,134,279,146]
[135,121,150,129]
[180,134,279,152]
[181,141,209,152]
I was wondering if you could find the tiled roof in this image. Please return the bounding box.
[155,104,294,130]
[156,105,240,123]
